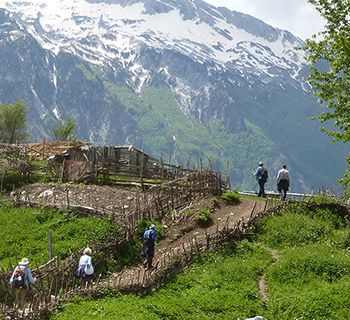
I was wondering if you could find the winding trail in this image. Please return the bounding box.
[100,198,267,292]
[258,246,280,302]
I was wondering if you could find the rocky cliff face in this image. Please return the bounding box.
[0,0,347,192]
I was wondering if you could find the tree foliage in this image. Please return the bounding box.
[0,100,27,144]
[304,0,350,193]
[52,117,77,141]
[304,0,350,143]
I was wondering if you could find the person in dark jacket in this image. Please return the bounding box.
[142,224,157,270]
[252,161,268,198]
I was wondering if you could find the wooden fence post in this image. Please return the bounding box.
[48,230,53,261]
[140,151,145,191]
[0,170,5,193]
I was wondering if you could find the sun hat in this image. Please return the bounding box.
[19,258,30,265]
[150,224,156,230]
[83,247,92,255]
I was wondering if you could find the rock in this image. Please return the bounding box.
[38,190,54,197]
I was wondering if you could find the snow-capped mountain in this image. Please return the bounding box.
[1,0,305,91]
[0,0,347,191]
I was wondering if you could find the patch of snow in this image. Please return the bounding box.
[52,107,59,119]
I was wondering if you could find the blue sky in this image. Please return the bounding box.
[204,0,325,40]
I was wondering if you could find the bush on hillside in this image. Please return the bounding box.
[195,208,212,227]
[137,219,165,240]
[221,190,240,205]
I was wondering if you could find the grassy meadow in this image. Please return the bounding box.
[0,202,119,267]
[50,201,350,320]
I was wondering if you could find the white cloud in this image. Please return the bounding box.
[204,0,325,39]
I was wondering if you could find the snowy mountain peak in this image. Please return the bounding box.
[0,0,305,74]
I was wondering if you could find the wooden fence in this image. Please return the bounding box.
[25,142,230,187]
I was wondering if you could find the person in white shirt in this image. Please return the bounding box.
[276,164,290,200]
[76,247,94,288]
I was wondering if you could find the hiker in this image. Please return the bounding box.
[277,164,290,201]
[142,224,157,270]
[252,161,268,198]
[9,257,36,309]
[76,247,94,288]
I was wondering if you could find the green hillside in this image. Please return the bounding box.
[51,200,350,319]
[104,82,348,193]
[105,83,277,191]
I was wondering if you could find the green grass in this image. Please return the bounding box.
[267,246,350,319]
[254,205,346,248]
[0,202,120,267]
[255,204,350,319]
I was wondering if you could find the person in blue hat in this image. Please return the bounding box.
[142,224,157,270]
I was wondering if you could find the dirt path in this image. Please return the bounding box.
[258,246,280,302]
[104,198,266,290]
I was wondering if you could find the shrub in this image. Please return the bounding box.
[221,190,240,205]
[137,219,165,240]
[195,208,212,227]
[211,196,220,208]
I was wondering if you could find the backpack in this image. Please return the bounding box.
[76,261,94,277]
[260,168,268,181]
[84,263,94,276]
[12,267,26,289]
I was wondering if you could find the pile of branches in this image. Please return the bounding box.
[0,144,32,177]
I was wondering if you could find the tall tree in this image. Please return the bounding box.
[304,0,350,191]
[0,100,27,144]
[52,117,77,141]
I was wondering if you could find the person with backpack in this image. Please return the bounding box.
[9,257,36,309]
[277,164,290,201]
[252,161,268,198]
[142,224,157,270]
[76,247,94,288]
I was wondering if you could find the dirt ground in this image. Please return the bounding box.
[14,183,142,213]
